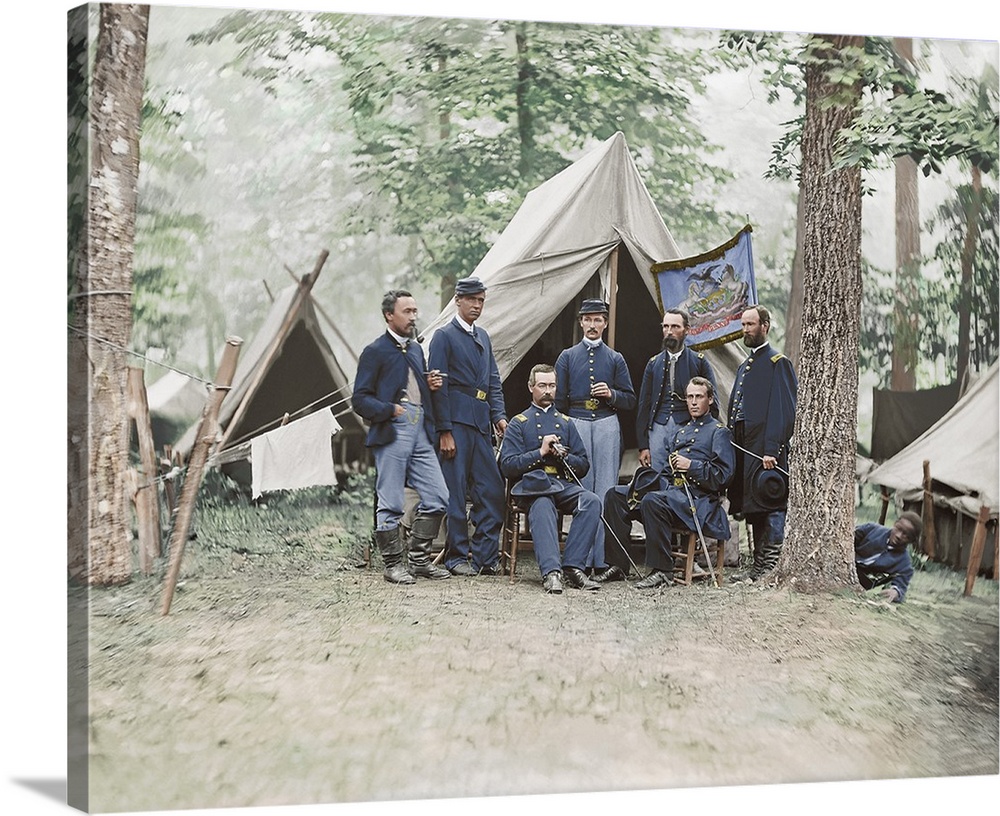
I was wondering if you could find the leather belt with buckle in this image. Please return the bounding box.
[453,384,488,401]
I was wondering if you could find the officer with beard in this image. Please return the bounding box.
[726,305,797,582]
[635,309,718,473]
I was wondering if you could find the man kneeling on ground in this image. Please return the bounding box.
[854,511,921,603]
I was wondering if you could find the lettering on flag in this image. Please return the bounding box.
[650,224,757,350]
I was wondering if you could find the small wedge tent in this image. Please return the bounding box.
[146,369,210,450]
[176,273,367,484]
[419,131,744,453]
[864,362,999,572]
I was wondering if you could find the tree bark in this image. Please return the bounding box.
[777,34,864,593]
[783,190,807,367]
[890,38,920,392]
[957,165,983,392]
[68,4,150,586]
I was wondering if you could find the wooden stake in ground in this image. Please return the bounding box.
[921,460,937,560]
[161,337,243,616]
[126,366,161,574]
[964,504,992,597]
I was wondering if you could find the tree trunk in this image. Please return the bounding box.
[68,4,150,586]
[957,165,983,392]
[783,190,807,366]
[515,22,536,183]
[890,38,920,391]
[777,34,864,593]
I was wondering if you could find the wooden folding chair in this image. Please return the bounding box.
[501,483,566,579]
[670,529,724,586]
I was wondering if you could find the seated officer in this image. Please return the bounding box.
[600,376,735,588]
[499,364,602,594]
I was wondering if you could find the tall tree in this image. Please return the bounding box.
[778,34,865,591]
[68,4,150,585]
[891,37,920,391]
[727,33,998,392]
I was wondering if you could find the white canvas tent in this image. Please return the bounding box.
[864,362,999,520]
[419,130,745,449]
[864,362,999,572]
[146,369,211,449]
[176,276,367,483]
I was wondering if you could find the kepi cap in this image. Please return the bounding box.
[455,276,487,296]
[578,298,610,315]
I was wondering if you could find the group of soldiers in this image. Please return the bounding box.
[352,274,804,595]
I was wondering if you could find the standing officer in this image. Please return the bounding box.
[428,276,507,576]
[635,308,717,473]
[726,305,797,582]
[554,298,635,576]
[500,364,602,593]
[352,290,452,584]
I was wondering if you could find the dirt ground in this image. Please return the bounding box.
[76,490,999,813]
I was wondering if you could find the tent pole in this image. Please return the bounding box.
[126,366,162,574]
[878,488,890,525]
[161,337,243,615]
[607,244,620,349]
[964,504,991,596]
[921,460,937,560]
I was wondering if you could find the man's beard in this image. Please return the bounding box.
[662,335,683,352]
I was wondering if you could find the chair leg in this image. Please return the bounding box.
[509,513,520,580]
[670,532,697,586]
[683,532,696,585]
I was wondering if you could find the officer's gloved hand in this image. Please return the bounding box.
[879,587,900,603]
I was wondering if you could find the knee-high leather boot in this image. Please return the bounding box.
[408,514,451,580]
[374,527,416,585]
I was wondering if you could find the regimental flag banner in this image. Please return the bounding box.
[651,224,757,350]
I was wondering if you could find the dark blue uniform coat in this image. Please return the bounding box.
[854,523,914,602]
[636,347,717,450]
[500,404,600,575]
[652,416,736,542]
[427,318,507,569]
[352,332,437,448]
[554,340,636,420]
[725,342,797,516]
[428,318,506,434]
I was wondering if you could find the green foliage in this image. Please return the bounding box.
[192,11,736,290]
[859,176,1000,386]
[927,181,1000,372]
[722,32,998,180]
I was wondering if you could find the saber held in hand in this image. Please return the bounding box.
[730,440,791,477]
[553,443,642,576]
[669,453,720,588]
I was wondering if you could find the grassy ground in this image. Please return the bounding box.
[78,477,998,813]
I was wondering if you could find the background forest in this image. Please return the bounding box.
[68,1,999,452]
[1,3,995,816]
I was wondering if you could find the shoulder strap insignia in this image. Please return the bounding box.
[513,413,528,422]
[771,352,785,363]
